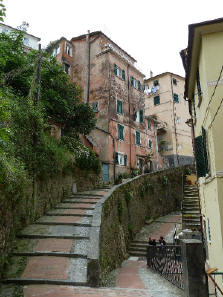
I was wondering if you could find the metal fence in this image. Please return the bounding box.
[147,245,184,290]
[206,269,223,296]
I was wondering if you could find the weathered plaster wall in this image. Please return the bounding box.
[87,166,188,286]
[0,168,101,277]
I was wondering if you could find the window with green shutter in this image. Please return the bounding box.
[194,135,206,178]
[173,93,179,103]
[124,155,127,166]
[118,124,124,141]
[148,120,151,130]
[122,70,126,81]
[130,76,134,87]
[196,68,202,96]
[154,96,160,106]
[117,100,123,114]
[114,152,119,164]
[92,101,98,112]
[148,139,152,149]
[136,131,141,146]
[114,64,117,75]
[138,80,141,91]
[154,80,159,86]
[173,78,177,85]
[139,110,144,123]
[202,127,210,173]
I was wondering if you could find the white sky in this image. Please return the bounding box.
[4,0,223,78]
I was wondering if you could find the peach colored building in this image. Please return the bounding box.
[53,32,163,182]
[144,72,193,167]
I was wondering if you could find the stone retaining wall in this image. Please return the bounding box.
[88,166,189,286]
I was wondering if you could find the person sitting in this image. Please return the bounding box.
[159,236,166,245]
[148,237,153,245]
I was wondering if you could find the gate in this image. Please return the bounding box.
[147,245,184,290]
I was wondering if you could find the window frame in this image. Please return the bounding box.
[114,63,126,81]
[135,130,141,146]
[117,123,124,141]
[154,95,160,106]
[153,80,159,86]
[173,93,179,103]
[148,138,153,149]
[116,99,123,115]
[65,42,72,57]
[92,101,99,112]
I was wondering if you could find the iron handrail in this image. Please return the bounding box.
[206,268,223,296]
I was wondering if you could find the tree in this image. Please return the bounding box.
[0,0,6,22]
[0,30,96,136]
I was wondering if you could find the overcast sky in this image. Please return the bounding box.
[3,0,223,78]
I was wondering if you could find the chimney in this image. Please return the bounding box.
[150,70,153,78]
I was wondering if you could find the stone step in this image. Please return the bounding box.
[129,247,147,252]
[63,199,99,204]
[13,238,89,256]
[130,244,148,248]
[1,279,87,286]
[55,203,95,210]
[18,224,90,239]
[47,209,93,217]
[71,192,105,197]
[12,252,87,259]
[129,251,146,257]
[183,210,200,214]
[36,215,91,226]
[1,256,88,284]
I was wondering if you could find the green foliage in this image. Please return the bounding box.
[117,197,123,222]
[62,136,101,174]
[185,167,192,175]
[0,0,6,22]
[160,175,168,187]
[124,190,133,204]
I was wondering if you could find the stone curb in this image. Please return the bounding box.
[1,278,87,286]
[12,252,87,258]
[17,234,89,240]
[35,222,91,227]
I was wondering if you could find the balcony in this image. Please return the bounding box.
[157,121,167,134]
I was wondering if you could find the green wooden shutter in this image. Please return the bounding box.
[115,152,119,164]
[136,131,140,145]
[139,110,144,123]
[138,81,141,91]
[202,127,209,173]
[122,70,126,81]
[149,139,152,149]
[114,64,117,75]
[124,155,127,166]
[196,68,202,96]
[173,93,179,103]
[118,124,124,141]
[194,135,206,178]
[130,76,134,86]
[154,96,160,105]
[154,80,159,86]
[148,120,151,130]
[117,100,123,114]
[92,102,98,112]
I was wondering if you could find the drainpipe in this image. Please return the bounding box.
[154,122,159,170]
[170,74,179,166]
[95,126,116,182]
[127,64,132,169]
[85,30,90,104]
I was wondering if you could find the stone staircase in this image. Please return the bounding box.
[182,184,201,230]
[0,189,108,292]
[129,240,147,257]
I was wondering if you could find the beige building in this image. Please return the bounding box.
[181,17,223,291]
[144,72,193,167]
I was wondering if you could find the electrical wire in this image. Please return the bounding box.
[209,98,223,128]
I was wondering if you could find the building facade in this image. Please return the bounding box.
[181,17,223,291]
[0,23,40,50]
[144,72,193,167]
[53,31,163,181]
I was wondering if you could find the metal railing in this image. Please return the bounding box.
[147,245,184,290]
[207,268,223,296]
